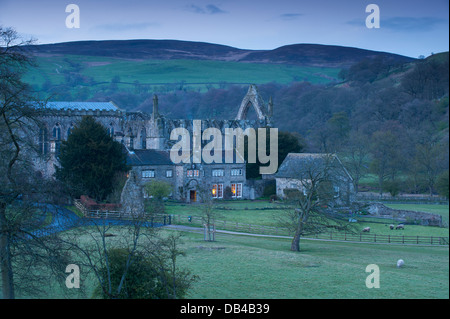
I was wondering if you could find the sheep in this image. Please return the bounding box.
[395,224,405,230]
[362,227,370,233]
[389,224,395,230]
[397,259,405,268]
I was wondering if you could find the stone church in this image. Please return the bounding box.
[33,85,273,202]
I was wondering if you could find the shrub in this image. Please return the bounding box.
[263,183,276,197]
[436,170,449,199]
[224,186,232,200]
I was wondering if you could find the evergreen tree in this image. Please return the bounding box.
[56,116,129,201]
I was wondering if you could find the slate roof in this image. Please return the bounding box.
[36,101,120,112]
[275,153,351,179]
[126,149,174,166]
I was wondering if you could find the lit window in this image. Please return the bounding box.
[187,170,199,178]
[218,184,223,198]
[166,170,173,178]
[231,183,242,198]
[212,184,223,199]
[142,170,155,178]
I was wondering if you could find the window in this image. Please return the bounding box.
[187,170,199,178]
[142,170,155,178]
[108,126,114,137]
[212,169,224,177]
[140,128,146,149]
[52,124,61,141]
[212,184,223,199]
[231,169,243,176]
[128,137,134,150]
[39,127,49,155]
[166,170,173,178]
[218,183,223,198]
[231,183,243,198]
[333,186,340,198]
[50,141,56,153]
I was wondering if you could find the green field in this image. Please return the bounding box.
[6,201,449,299]
[24,227,449,299]
[164,200,449,237]
[24,55,341,92]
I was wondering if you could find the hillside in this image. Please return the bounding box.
[22,39,417,99]
[26,39,414,67]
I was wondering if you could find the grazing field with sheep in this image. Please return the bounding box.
[40,227,448,299]
[14,202,446,299]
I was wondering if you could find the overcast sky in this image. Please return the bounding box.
[0,0,448,58]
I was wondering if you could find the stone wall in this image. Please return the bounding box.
[367,203,443,227]
[120,170,145,217]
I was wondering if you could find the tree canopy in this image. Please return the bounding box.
[56,116,129,201]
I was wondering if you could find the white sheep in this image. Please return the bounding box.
[397,259,405,268]
[362,227,370,232]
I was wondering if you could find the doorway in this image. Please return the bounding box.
[190,190,196,202]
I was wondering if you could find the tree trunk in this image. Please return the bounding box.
[290,230,301,252]
[291,218,304,252]
[0,203,15,299]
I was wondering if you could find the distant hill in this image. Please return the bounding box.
[26,39,415,68]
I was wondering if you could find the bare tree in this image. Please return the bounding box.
[340,130,371,193]
[60,210,196,299]
[0,26,67,299]
[277,154,356,252]
[196,181,220,242]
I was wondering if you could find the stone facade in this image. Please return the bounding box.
[120,170,145,217]
[32,85,273,202]
[275,153,356,207]
[126,149,247,202]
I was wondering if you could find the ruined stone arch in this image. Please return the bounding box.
[139,127,147,149]
[236,85,269,121]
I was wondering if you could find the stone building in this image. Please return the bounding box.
[32,85,272,202]
[275,153,356,207]
[124,147,247,202]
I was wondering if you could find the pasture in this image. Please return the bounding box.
[5,200,449,299]
[20,226,449,299]
[23,55,341,93]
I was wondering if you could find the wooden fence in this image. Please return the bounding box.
[171,214,449,246]
[74,199,172,224]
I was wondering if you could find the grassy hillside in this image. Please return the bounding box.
[24,54,341,93]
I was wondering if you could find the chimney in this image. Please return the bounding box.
[153,94,159,118]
